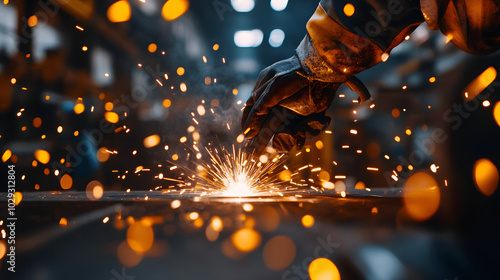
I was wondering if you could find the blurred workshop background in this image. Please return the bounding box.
[1,0,500,279]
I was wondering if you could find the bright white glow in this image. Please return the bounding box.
[269,29,285,47]
[270,0,288,11]
[231,0,255,12]
[234,29,264,48]
[224,174,254,197]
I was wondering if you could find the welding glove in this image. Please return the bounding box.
[242,0,423,152]
[241,55,338,152]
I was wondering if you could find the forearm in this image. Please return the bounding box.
[320,0,424,50]
[298,0,424,83]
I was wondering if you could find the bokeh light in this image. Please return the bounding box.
[262,235,296,270]
[96,147,110,162]
[0,241,6,260]
[231,0,255,12]
[143,134,160,148]
[14,192,22,206]
[176,67,185,76]
[104,102,114,111]
[162,99,172,108]
[210,216,223,232]
[270,0,288,11]
[148,43,157,53]
[162,0,189,21]
[493,101,500,127]
[2,149,12,162]
[27,15,38,27]
[33,117,42,128]
[258,206,280,232]
[104,112,119,123]
[127,220,154,253]
[74,103,85,114]
[34,149,50,164]
[403,172,440,221]
[473,158,499,196]
[117,241,143,267]
[231,228,261,252]
[301,215,315,228]
[279,170,292,181]
[86,180,104,200]
[464,67,496,101]
[60,174,73,190]
[309,258,341,280]
[107,0,131,23]
[59,217,68,226]
[205,224,219,242]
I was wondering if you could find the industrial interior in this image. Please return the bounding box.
[1,0,500,279]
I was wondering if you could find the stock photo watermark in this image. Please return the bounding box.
[5,164,17,272]
[110,267,135,280]
[212,0,234,22]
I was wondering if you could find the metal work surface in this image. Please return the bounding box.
[0,190,482,280]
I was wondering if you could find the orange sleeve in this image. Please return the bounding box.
[296,3,420,83]
[421,0,500,54]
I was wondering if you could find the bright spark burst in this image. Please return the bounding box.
[166,145,294,197]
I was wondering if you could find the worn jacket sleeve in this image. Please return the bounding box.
[421,0,500,54]
[297,0,423,83]
[297,0,500,82]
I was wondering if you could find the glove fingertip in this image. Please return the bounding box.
[243,127,259,139]
[272,133,297,153]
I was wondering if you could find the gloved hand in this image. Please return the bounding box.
[241,55,339,153]
[242,0,394,155]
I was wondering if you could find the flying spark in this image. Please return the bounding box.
[165,145,305,197]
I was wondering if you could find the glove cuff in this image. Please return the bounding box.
[296,4,385,83]
[296,34,349,83]
[420,0,440,30]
